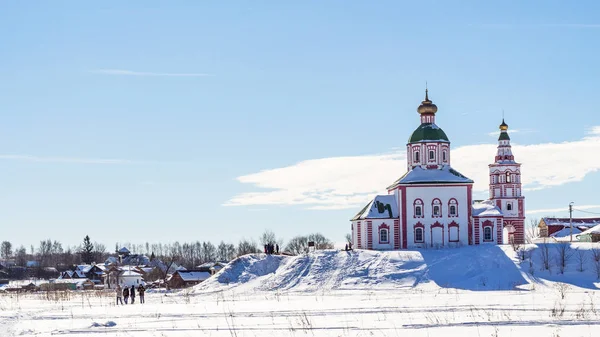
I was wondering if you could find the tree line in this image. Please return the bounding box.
[0,230,336,271]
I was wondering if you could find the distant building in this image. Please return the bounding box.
[169,270,211,288]
[538,217,600,239]
[577,224,600,242]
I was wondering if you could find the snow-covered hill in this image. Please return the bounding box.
[195,245,534,293]
[195,243,600,294]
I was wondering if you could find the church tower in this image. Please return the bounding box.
[406,89,451,171]
[488,119,525,243]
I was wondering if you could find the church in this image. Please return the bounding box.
[350,91,525,250]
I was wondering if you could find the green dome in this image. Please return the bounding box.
[408,123,450,143]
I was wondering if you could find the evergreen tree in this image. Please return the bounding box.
[81,235,95,264]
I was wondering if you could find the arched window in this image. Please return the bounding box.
[506,172,511,183]
[429,150,435,160]
[414,199,424,218]
[432,199,442,217]
[379,229,388,243]
[484,227,493,241]
[414,151,420,163]
[415,228,424,243]
[507,203,512,211]
[442,150,447,162]
[448,199,458,216]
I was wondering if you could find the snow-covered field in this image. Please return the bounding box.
[2,244,600,336]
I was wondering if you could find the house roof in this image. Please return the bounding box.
[472,200,503,217]
[542,217,600,227]
[120,270,142,277]
[387,165,473,189]
[351,195,398,221]
[551,227,583,238]
[579,224,600,236]
[77,265,93,273]
[118,247,130,254]
[175,270,211,282]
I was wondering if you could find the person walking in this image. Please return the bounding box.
[123,285,130,304]
[138,284,146,304]
[130,285,135,304]
[115,285,124,305]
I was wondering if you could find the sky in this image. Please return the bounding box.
[1,1,599,250]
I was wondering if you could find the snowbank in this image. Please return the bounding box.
[195,245,535,293]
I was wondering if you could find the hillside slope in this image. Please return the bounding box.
[195,245,530,293]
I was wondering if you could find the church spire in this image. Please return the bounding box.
[417,87,438,123]
[495,118,514,162]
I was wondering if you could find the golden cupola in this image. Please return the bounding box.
[417,89,438,114]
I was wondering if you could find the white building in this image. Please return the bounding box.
[351,90,525,249]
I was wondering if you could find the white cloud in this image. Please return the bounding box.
[226,126,600,210]
[92,69,211,77]
[0,155,138,164]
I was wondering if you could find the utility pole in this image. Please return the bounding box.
[569,202,574,242]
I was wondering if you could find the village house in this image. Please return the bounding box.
[537,217,600,239]
[168,270,211,289]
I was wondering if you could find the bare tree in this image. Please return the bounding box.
[591,247,600,279]
[307,233,334,250]
[202,241,217,263]
[539,240,551,271]
[237,239,259,257]
[286,236,309,255]
[93,242,106,263]
[575,248,587,272]
[15,245,27,267]
[345,233,352,244]
[526,218,539,243]
[1,241,12,260]
[259,230,283,247]
[555,243,573,274]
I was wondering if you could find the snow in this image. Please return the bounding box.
[2,245,600,336]
[551,227,583,238]
[389,165,473,187]
[352,195,398,220]
[472,200,503,217]
[176,271,211,282]
[581,224,600,235]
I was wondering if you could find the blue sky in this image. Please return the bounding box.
[1,1,599,249]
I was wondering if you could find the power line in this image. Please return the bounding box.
[573,208,600,215]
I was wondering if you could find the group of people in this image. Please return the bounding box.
[115,284,145,305]
[264,243,279,255]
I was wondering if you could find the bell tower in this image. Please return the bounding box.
[489,119,525,243]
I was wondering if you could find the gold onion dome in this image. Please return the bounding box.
[500,119,509,131]
[417,89,438,114]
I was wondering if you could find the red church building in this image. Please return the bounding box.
[351,91,525,249]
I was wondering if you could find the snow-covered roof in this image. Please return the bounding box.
[118,247,130,254]
[551,227,583,238]
[77,265,93,273]
[579,224,600,236]
[351,195,398,221]
[472,200,503,217]
[120,270,142,277]
[176,271,211,282]
[542,217,600,228]
[387,165,473,189]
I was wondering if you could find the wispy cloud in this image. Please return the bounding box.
[0,154,139,164]
[91,69,211,77]
[226,126,600,210]
[527,205,600,215]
